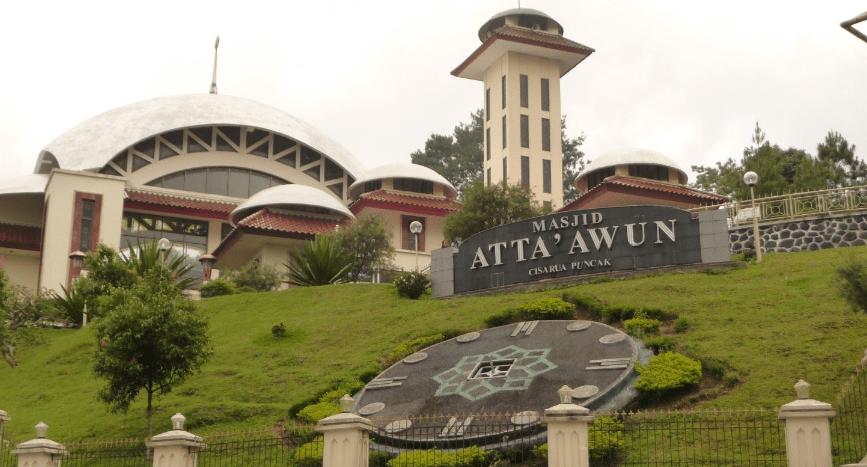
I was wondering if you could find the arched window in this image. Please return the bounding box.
[146,168,290,198]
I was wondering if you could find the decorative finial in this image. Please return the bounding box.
[171,413,186,430]
[35,422,49,439]
[794,380,811,399]
[340,395,354,413]
[210,36,220,94]
[558,385,572,404]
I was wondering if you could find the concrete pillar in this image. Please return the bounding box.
[541,386,594,467]
[316,395,373,467]
[11,422,67,467]
[778,380,835,467]
[0,410,11,460]
[146,414,205,467]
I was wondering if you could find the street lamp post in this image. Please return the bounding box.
[743,171,762,263]
[157,238,171,265]
[409,221,423,272]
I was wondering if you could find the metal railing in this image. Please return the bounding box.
[832,368,867,466]
[690,184,867,227]
[63,438,150,467]
[0,426,15,467]
[197,424,319,467]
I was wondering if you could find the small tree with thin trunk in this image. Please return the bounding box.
[92,266,212,438]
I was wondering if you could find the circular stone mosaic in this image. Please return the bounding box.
[567,321,592,332]
[456,332,481,343]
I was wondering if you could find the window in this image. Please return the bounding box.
[502,115,507,148]
[147,167,289,198]
[71,193,102,254]
[629,164,669,181]
[521,156,530,187]
[520,75,528,108]
[486,128,491,160]
[543,159,552,193]
[586,167,616,191]
[402,216,426,251]
[487,168,491,187]
[520,115,529,148]
[541,78,550,111]
[393,178,434,194]
[363,180,382,193]
[542,118,551,152]
[503,157,507,180]
[501,75,506,108]
[121,212,209,286]
[486,88,491,121]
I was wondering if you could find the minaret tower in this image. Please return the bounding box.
[452,9,594,209]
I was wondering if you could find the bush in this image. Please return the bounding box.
[836,259,867,313]
[272,322,287,338]
[293,438,324,467]
[701,356,727,379]
[199,279,236,298]
[643,336,677,354]
[387,446,491,467]
[530,416,625,462]
[394,272,429,299]
[624,318,661,337]
[674,316,690,333]
[723,373,740,387]
[564,293,605,320]
[635,352,702,395]
[603,306,670,324]
[223,262,282,292]
[297,402,340,423]
[484,298,574,326]
[388,334,444,363]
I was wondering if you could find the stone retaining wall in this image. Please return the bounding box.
[730,212,867,254]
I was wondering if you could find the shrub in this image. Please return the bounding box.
[643,336,677,354]
[484,298,574,326]
[564,293,605,320]
[836,259,867,313]
[624,318,661,337]
[635,352,702,395]
[674,316,690,333]
[272,322,287,338]
[387,446,491,467]
[389,334,444,363]
[603,306,670,323]
[723,373,740,387]
[285,236,355,287]
[297,402,340,423]
[199,279,236,298]
[701,356,727,379]
[394,272,429,299]
[293,438,324,467]
[223,262,282,292]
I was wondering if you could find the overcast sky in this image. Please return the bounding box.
[1,1,865,184]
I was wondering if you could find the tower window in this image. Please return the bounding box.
[393,178,434,194]
[520,115,529,148]
[486,128,491,160]
[503,157,507,180]
[79,199,95,252]
[502,115,507,148]
[487,168,491,187]
[520,75,528,108]
[486,88,491,121]
[542,118,551,152]
[543,159,552,194]
[521,156,530,187]
[541,78,550,111]
[502,75,506,108]
[628,164,669,182]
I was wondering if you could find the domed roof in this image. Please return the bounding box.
[40,94,367,177]
[348,163,458,199]
[577,148,688,181]
[0,174,48,195]
[478,8,563,41]
[229,184,356,226]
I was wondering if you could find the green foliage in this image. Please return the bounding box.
[50,285,86,325]
[443,179,547,244]
[835,259,867,313]
[723,373,740,387]
[75,244,137,317]
[199,279,237,298]
[92,266,213,437]
[603,306,670,324]
[334,217,395,280]
[561,117,587,203]
[635,352,702,395]
[701,356,728,379]
[411,109,484,197]
[387,446,491,467]
[296,402,340,423]
[0,272,52,367]
[484,297,575,326]
[624,317,662,337]
[388,334,444,363]
[643,336,677,355]
[293,438,324,467]
[223,262,282,292]
[122,239,197,290]
[272,322,287,338]
[394,271,429,299]
[674,316,690,333]
[817,131,866,184]
[285,236,355,287]
[563,293,606,320]
[524,417,625,463]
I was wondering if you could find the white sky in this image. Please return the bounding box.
[1,0,865,183]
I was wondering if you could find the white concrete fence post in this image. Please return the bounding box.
[0,410,10,459]
[778,379,835,467]
[11,422,67,467]
[316,395,373,467]
[542,385,594,467]
[146,413,205,467]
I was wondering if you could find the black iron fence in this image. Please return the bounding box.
[832,368,867,466]
[197,424,319,467]
[62,438,150,467]
[0,426,15,467]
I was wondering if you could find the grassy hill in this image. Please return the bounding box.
[1,246,866,442]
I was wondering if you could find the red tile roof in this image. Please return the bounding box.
[0,222,41,251]
[350,189,461,216]
[561,175,728,212]
[124,189,238,220]
[492,25,594,54]
[237,209,345,235]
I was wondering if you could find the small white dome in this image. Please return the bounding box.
[578,148,687,182]
[230,184,355,226]
[348,163,457,199]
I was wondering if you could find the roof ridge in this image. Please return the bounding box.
[126,187,240,206]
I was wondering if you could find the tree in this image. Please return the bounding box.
[1,268,51,367]
[817,131,866,185]
[222,262,282,292]
[284,235,356,286]
[333,217,395,280]
[92,266,213,438]
[412,110,585,199]
[443,179,547,244]
[835,259,867,314]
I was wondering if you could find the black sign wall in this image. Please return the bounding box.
[452,206,702,294]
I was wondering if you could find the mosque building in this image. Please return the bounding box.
[0,7,722,294]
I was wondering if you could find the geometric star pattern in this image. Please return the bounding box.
[432,345,556,401]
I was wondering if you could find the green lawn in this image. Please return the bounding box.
[1,246,865,443]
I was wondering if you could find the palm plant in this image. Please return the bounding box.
[122,239,198,290]
[284,235,356,286]
[51,284,87,325]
